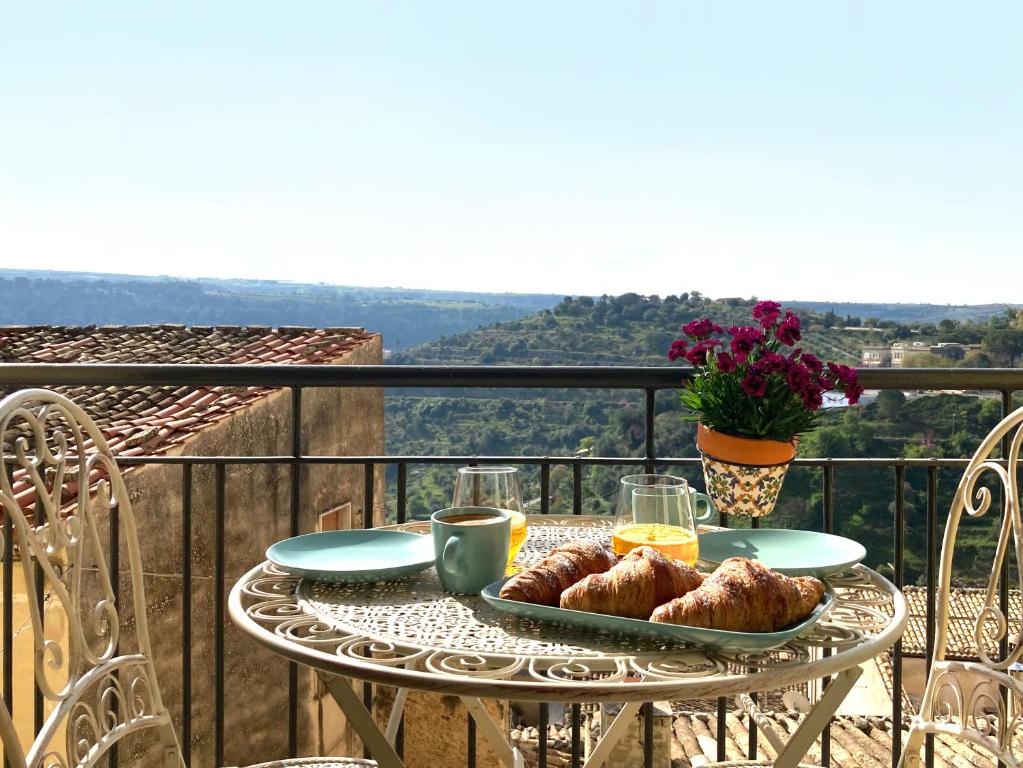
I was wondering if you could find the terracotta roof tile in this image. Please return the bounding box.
[670,713,928,768]
[898,586,1021,660]
[1,324,378,513]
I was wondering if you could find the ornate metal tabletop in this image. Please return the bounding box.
[229,516,907,703]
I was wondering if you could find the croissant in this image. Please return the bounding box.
[559,546,705,619]
[499,540,618,605]
[650,557,825,632]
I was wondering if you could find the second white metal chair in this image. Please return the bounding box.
[900,404,1023,767]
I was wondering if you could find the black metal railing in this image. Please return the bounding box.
[2,363,1022,768]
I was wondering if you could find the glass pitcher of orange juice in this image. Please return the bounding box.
[612,474,714,565]
[452,466,527,567]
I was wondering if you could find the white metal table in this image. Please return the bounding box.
[229,515,907,768]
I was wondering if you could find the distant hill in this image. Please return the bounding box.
[786,300,1022,325]
[392,294,880,367]
[0,269,560,351]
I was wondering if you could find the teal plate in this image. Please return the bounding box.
[267,530,434,584]
[480,579,832,651]
[698,529,866,578]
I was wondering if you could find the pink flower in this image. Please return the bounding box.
[829,364,863,404]
[752,300,782,329]
[827,362,858,387]
[684,339,722,366]
[757,351,789,374]
[786,362,811,393]
[802,353,823,373]
[741,373,768,397]
[682,318,723,340]
[802,385,824,411]
[716,352,737,372]
[844,381,865,405]
[667,339,688,361]
[729,326,766,363]
[776,312,802,346]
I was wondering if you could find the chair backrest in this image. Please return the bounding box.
[0,389,182,768]
[902,404,1023,767]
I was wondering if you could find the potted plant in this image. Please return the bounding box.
[668,301,863,517]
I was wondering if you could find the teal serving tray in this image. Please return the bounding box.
[267,530,434,584]
[698,529,866,578]
[480,579,832,652]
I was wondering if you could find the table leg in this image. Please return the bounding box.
[459,696,525,768]
[582,701,644,768]
[385,687,408,745]
[736,693,788,755]
[772,665,862,768]
[321,675,405,768]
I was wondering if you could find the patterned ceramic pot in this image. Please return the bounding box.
[696,424,797,518]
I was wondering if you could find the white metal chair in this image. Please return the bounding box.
[900,403,1023,767]
[0,389,374,768]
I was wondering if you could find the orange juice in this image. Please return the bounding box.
[612,523,698,564]
[507,510,528,566]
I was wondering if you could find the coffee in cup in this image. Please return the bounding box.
[431,506,511,594]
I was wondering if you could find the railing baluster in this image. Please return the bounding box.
[999,390,1012,768]
[108,479,120,768]
[716,696,727,762]
[395,460,407,756]
[181,463,193,767]
[892,464,905,768]
[924,465,936,768]
[397,462,407,524]
[3,513,12,768]
[747,517,759,760]
[822,464,834,768]
[363,461,374,760]
[33,563,43,738]
[289,388,302,759]
[747,691,758,759]
[540,462,550,514]
[643,701,654,768]
[644,389,656,475]
[571,702,581,768]
[538,703,549,768]
[214,463,226,768]
[572,463,582,515]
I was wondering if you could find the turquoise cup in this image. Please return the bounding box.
[431,506,512,594]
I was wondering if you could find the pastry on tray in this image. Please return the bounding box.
[498,540,618,606]
[559,546,704,619]
[650,556,826,632]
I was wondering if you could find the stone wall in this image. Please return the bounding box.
[106,336,384,767]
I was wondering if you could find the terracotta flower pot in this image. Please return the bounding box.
[696,423,796,518]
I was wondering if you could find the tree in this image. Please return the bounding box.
[961,351,993,368]
[983,329,1023,366]
[875,389,906,421]
[903,352,952,368]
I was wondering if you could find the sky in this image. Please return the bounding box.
[1,2,1021,303]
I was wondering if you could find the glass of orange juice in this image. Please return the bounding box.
[611,474,714,565]
[452,466,527,568]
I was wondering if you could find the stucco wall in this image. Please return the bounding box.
[104,336,384,767]
[0,564,69,761]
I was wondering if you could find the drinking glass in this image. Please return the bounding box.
[612,474,712,565]
[452,466,527,567]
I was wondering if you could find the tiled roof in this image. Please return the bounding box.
[514,710,996,768]
[0,324,377,508]
[671,711,1001,768]
[900,585,1021,660]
